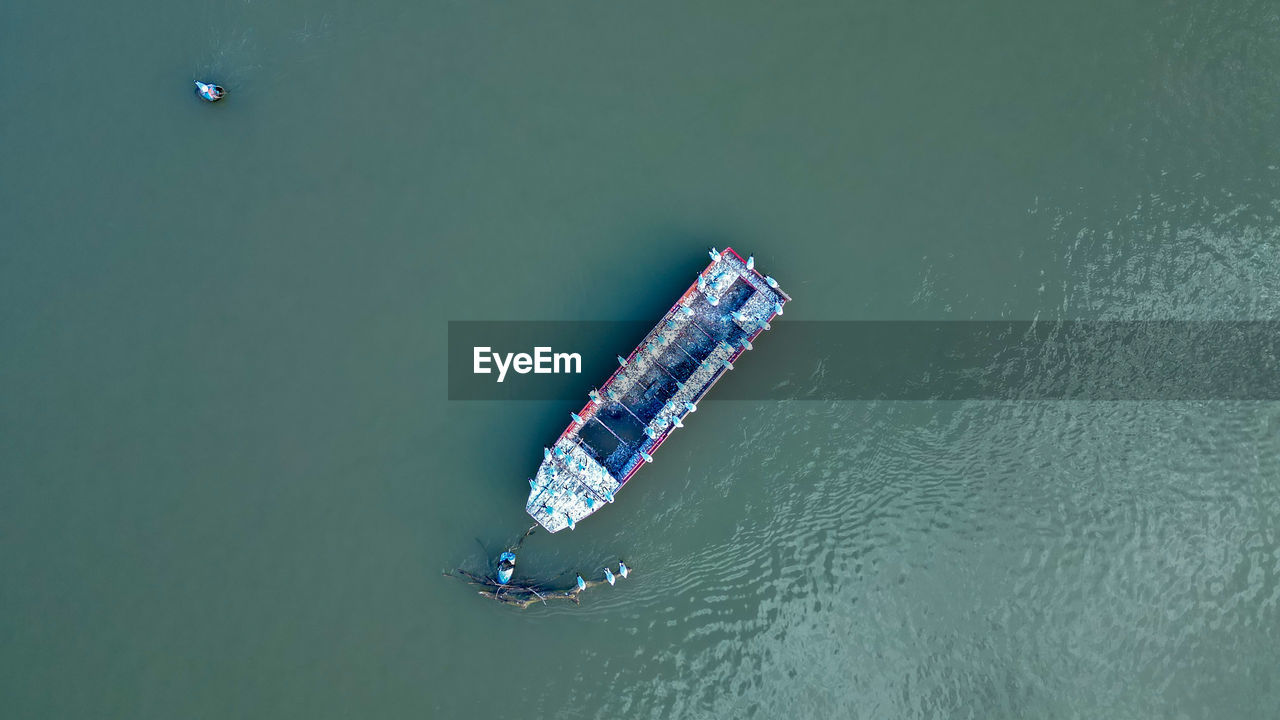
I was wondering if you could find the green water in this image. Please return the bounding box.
[3,1,1279,717]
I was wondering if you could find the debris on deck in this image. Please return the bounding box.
[525,247,791,533]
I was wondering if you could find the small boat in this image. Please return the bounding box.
[618,561,629,579]
[603,567,616,586]
[195,81,226,102]
[576,575,586,591]
[496,551,516,585]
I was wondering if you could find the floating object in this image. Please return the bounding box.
[604,568,616,586]
[522,248,790,533]
[619,561,629,579]
[195,81,225,102]
[448,566,605,610]
[496,552,516,585]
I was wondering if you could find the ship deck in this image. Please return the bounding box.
[525,248,789,532]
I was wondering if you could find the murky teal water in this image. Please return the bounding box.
[3,1,1279,717]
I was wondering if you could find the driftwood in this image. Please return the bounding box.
[451,525,627,609]
[444,566,626,609]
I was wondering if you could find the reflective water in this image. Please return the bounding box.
[2,0,1278,717]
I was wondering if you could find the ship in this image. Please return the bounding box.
[525,247,790,533]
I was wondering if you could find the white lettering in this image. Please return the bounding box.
[493,351,514,383]
[473,346,582,382]
[554,351,581,374]
[474,347,491,375]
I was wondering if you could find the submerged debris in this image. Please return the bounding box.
[445,568,626,609]
[446,548,634,609]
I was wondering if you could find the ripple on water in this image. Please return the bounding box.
[547,180,1280,717]
[554,399,1280,719]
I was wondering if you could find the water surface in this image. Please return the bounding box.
[2,1,1278,718]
